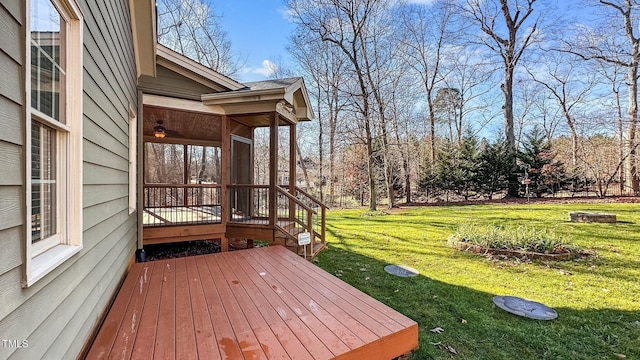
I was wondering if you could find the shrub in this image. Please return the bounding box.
[447,223,580,255]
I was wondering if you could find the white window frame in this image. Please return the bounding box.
[128,105,137,214]
[24,0,83,287]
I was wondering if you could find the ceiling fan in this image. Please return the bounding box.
[153,120,183,139]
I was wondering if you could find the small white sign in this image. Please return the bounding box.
[298,232,311,246]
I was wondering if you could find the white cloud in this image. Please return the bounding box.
[252,59,278,76]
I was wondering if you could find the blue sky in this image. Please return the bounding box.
[215,0,294,82]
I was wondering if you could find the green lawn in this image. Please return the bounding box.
[313,203,640,359]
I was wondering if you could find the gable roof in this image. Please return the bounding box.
[201,77,314,122]
[156,45,246,92]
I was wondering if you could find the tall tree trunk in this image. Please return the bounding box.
[627,64,639,193]
[317,85,324,200]
[503,65,518,197]
[427,88,436,167]
[296,142,311,190]
[329,94,338,206]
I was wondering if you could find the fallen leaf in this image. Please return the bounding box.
[447,345,458,354]
[430,327,444,334]
[614,354,626,359]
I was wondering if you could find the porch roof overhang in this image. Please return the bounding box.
[129,0,156,77]
[201,77,314,125]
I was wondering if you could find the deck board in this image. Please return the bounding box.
[174,258,198,359]
[86,246,418,360]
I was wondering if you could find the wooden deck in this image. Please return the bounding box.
[85,246,418,360]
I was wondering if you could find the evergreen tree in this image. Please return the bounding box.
[476,138,513,199]
[456,134,480,200]
[433,140,459,200]
[518,126,567,197]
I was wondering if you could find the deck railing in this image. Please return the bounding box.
[143,183,327,255]
[228,184,269,222]
[293,186,327,245]
[143,184,222,226]
[275,185,328,254]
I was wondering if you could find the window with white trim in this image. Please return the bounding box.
[25,0,83,287]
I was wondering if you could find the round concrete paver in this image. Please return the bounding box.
[384,265,419,277]
[493,296,558,320]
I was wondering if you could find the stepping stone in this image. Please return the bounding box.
[569,211,616,223]
[493,296,558,320]
[384,265,419,277]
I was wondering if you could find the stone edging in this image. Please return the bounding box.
[453,242,572,260]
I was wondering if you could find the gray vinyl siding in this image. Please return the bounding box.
[139,65,219,100]
[0,1,138,359]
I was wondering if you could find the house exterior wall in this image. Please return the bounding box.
[139,65,219,101]
[0,1,138,359]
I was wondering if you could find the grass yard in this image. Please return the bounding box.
[313,203,640,359]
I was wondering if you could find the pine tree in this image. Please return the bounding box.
[477,138,513,199]
[456,134,480,200]
[518,126,567,197]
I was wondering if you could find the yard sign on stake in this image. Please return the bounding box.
[298,231,311,260]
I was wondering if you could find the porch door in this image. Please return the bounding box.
[231,135,252,219]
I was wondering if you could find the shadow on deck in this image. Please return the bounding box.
[84,246,418,359]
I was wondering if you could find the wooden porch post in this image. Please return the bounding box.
[220,115,230,252]
[136,91,144,250]
[289,124,296,194]
[269,112,278,227]
[289,124,297,223]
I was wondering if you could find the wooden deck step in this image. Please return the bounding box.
[296,241,326,258]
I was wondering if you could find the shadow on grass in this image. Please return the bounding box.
[314,246,640,360]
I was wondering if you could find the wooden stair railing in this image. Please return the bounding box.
[274,186,328,259]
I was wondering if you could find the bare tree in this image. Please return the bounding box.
[526,52,598,169]
[594,60,628,192]
[441,44,501,141]
[289,30,349,205]
[287,0,392,210]
[398,0,453,167]
[562,0,640,194]
[157,0,244,76]
[463,0,542,196]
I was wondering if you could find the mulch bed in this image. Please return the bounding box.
[143,240,222,261]
[142,239,259,261]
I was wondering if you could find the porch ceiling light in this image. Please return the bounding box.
[154,121,166,138]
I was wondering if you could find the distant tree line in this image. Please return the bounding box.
[284,0,640,208]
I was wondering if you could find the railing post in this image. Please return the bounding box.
[269,112,278,227]
[307,209,313,256]
[321,206,326,245]
[289,123,297,224]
